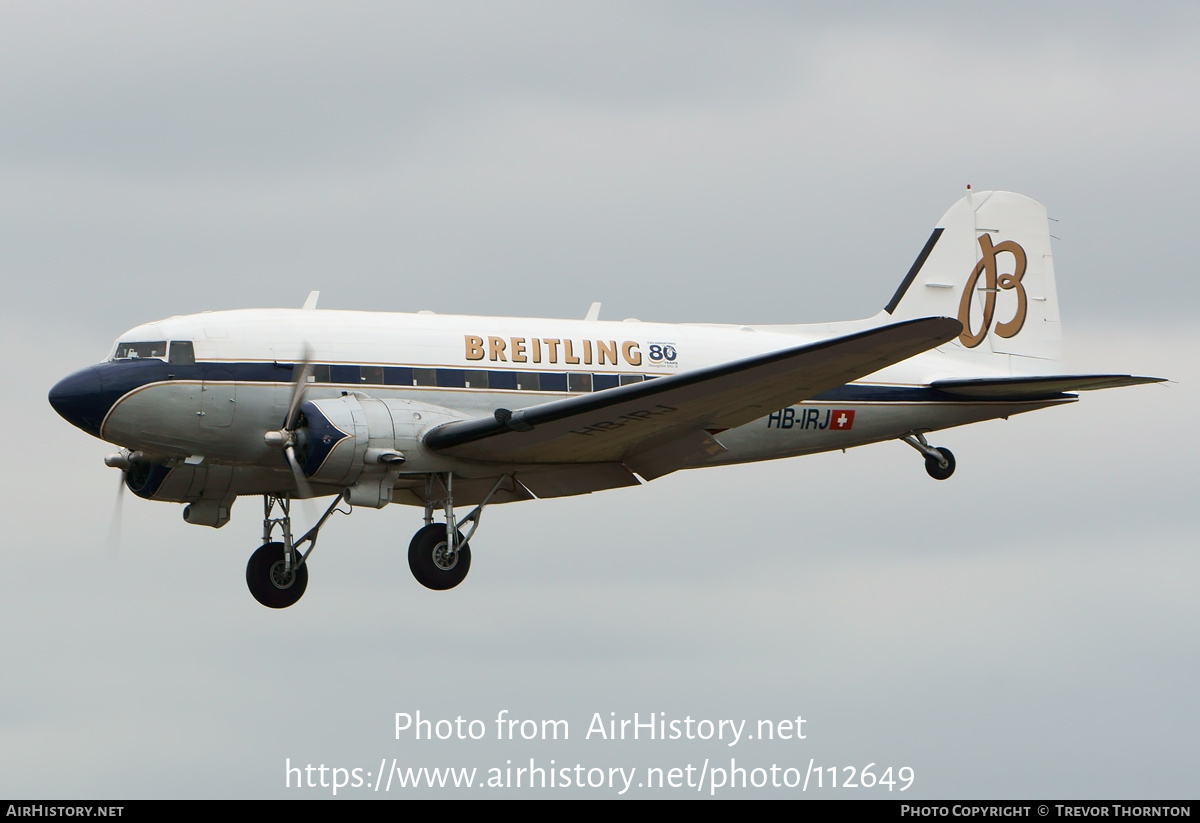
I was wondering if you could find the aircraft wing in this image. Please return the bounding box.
[932,374,1165,399]
[423,316,962,473]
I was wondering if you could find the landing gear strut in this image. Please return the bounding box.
[245,493,350,608]
[408,473,509,591]
[244,473,511,602]
[901,433,956,480]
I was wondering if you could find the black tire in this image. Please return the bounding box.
[246,541,309,609]
[924,447,956,480]
[408,523,471,591]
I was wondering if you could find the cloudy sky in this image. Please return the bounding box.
[2,1,1196,798]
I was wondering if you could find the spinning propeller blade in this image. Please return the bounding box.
[285,443,314,501]
[103,473,125,560]
[284,344,313,433]
[266,343,317,500]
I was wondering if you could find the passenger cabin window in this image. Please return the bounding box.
[113,341,168,360]
[168,341,195,365]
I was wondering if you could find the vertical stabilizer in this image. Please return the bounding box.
[883,191,1061,370]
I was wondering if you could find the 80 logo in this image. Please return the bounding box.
[647,343,677,363]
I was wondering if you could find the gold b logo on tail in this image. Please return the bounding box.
[957,234,1029,348]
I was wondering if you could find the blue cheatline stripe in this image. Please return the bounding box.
[94,359,664,397]
[92,357,1072,410]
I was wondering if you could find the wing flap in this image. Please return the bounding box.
[517,463,641,498]
[392,474,535,507]
[933,374,1165,399]
[423,316,961,465]
[623,430,728,481]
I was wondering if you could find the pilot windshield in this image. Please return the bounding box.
[112,341,168,360]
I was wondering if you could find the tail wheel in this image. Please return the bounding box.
[924,447,956,480]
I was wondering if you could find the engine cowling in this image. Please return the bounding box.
[295,394,467,507]
[123,455,237,528]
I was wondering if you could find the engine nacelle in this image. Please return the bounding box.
[124,457,237,528]
[297,394,468,507]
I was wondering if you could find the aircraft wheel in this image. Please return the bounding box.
[408,524,471,591]
[246,541,309,609]
[924,447,956,480]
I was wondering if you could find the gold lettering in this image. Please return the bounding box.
[622,341,642,366]
[488,336,508,362]
[957,235,1029,348]
[992,246,1029,339]
[563,339,580,365]
[473,334,647,367]
[596,340,617,365]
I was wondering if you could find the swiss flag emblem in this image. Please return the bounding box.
[830,409,855,430]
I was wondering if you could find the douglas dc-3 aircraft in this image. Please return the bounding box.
[50,191,1161,608]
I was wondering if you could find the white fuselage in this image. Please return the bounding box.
[79,307,1064,505]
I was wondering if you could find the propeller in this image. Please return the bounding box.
[102,471,125,561]
[265,345,315,500]
[101,450,138,560]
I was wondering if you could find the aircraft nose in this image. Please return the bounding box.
[48,366,108,437]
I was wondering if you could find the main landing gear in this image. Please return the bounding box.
[408,524,470,591]
[246,541,308,608]
[244,472,512,607]
[246,493,349,609]
[407,473,510,591]
[901,433,956,480]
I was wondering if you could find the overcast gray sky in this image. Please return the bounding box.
[2,1,1195,798]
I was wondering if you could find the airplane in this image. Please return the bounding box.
[48,190,1162,609]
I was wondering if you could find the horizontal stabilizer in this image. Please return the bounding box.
[423,316,962,466]
[932,374,1165,399]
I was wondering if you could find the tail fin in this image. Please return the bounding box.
[883,190,1061,370]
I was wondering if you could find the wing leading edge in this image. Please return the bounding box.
[423,316,963,472]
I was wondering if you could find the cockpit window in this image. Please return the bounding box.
[168,341,195,365]
[113,341,168,360]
